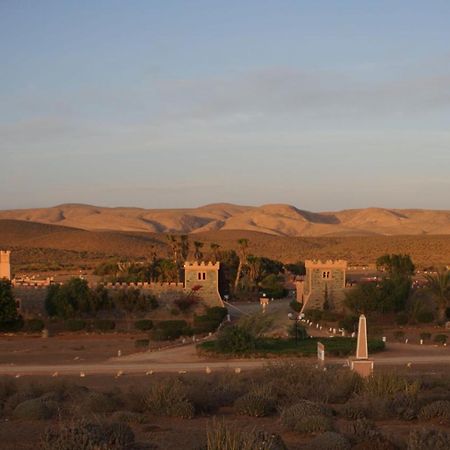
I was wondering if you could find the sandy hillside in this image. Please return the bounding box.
[1,203,449,236]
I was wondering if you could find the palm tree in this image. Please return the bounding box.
[247,255,261,288]
[193,241,204,262]
[210,243,220,262]
[425,269,450,322]
[180,235,189,261]
[166,234,178,263]
[234,238,249,290]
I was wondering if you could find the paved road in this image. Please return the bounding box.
[0,342,449,376]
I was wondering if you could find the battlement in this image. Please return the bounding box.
[184,261,220,270]
[305,260,348,269]
[95,281,184,289]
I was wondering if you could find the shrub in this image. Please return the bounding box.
[289,300,302,313]
[215,325,256,354]
[41,420,135,450]
[419,400,450,421]
[24,319,45,333]
[134,319,153,331]
[64,319,86,332]
[92,319,115,332]
[144,379,194,418]
[281,400,332,432]
[407,428,450,450]
[174,294,198,312]
[364,373,420,398]
[420,332,432,341]
[13,398,57,420]
[150,320,192,340]
[79,391,121,414]
[338,315,359,333]
[342,418,378,441]
[135,338,149,349]
[395,312,409,325]
[306,432,350,450]
[393,330,405,341]
[434,334,448,344]
[206,419,287,450]
[417,311,434,324]
[110,410,147,424]
[193,307,228,334]
[305,309,323,322]
[234,386,276,417]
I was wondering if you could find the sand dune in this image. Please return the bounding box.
[0,203,449,236]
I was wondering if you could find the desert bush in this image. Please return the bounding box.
[265,361,360,405]
[407,428,450,450]
[339,315,359,333]
[433,334,448,344]
[390,392,419,420]
[393,330,405,341]
[134,338,149,349]
[206,419,287,450]
[417,310,434,324]
[419,400,450,421]
[150,320,192,340]
[305,309,323,322]
[281,400,332,432]
[144,379,194,418]
[64,319,86,332]
[234,385,276,417]
[13,398,57,420]
[305,432,350,450]
[395,312,409,325]
[78,391,121,415]
[342,418,378,441]
[41,420,135,450]
[110,410,147,424]
[193,307,228,334]
[0,378,17,405]
[364,373,420,398]
[92,319,115,332]
[420,332,432,341]
[134,319,153,331]
[24,318,45,333]
[215,325,256,354]
[289,300,302,312]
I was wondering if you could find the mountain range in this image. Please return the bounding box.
[1,203,450,236]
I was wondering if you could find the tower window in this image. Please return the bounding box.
[322,271,331,279]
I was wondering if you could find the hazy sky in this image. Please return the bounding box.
[1,1,450,211]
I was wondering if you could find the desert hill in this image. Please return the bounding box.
[1,220,449,270]
[1,203,450,236]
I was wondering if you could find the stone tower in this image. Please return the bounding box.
[0,251,11,281]
[301,260,347,311]
[184,261,223,307]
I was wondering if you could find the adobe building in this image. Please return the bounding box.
[0,251,11,281]
[184,261,223,307]
[300,260,349,312]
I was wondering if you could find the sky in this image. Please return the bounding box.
[1,0,450,211]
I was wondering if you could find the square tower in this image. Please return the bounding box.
[302,260,347,311]
[184,261,223,307]
[0,251,11,281]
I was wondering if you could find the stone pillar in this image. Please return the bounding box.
[350,314,374,377]
[0,250,11,281]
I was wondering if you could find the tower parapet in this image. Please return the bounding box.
[184,261,223,307]
[302,259,348,312]
[0,251,11,281]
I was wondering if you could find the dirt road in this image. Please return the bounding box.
[0,342,449,376]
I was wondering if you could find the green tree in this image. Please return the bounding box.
[425,269,450,322]
[344,282,380,314]
[0,279,22,331]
